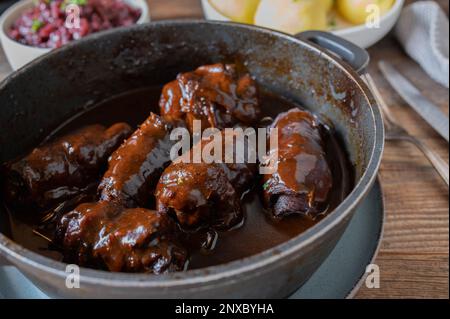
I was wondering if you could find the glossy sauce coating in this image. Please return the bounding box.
[159,63,260,132]
[2,123,131,212]
[58,113,178,273]
[56,201,187,273]
[262,108,333,218]
[1,83,352,273]
[156,162,242,231]
[99,113,173,207]
[156,131,256,231]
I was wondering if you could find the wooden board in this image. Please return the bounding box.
[0,0,448,299]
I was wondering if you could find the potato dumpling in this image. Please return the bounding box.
[254,0,328,35]
[209,0,261,24]
[336,0,395,25]
[320,0,335,12]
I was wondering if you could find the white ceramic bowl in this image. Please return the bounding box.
[201,0,404,49]
[0,0,150,70]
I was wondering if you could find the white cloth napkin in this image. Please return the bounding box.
[396,1,449,88]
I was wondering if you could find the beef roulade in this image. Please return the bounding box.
[98,113,174,207]
[261,108,332,219]
[156,131,256,231]
[159,63,261,133]
[2,123,132,212]
[56,201,187,273]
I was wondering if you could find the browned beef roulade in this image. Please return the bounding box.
[261,108,332,219]
[2,123,132,211]
[159,63,260,133]
[56,201,187,273]
[56,114,184,272]
[156,131,256,231]
[98,113,173,207]
[156,162,242,231]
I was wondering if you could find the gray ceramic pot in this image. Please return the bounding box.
[0,21,384,298]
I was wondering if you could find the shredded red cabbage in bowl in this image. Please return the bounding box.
[8,0,142,48]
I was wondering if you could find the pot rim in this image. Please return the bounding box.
[0,20,385,288]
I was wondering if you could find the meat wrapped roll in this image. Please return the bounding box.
[98,113,173,207]
[261,109,332,218]
[57,114,185,272]
[56,201,187,273]
[2,123,131,211]
[156,131,256,230]
[156,162,242,231]
[159,63,260,132]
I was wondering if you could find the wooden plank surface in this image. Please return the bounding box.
[0,0,448,299]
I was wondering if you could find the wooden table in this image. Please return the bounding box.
[0,0,448,299]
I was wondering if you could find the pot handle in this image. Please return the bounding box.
[295,31,370,75]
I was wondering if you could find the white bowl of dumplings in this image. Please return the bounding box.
[201,0,404,49]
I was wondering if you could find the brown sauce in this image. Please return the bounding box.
[0,86,354,270]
